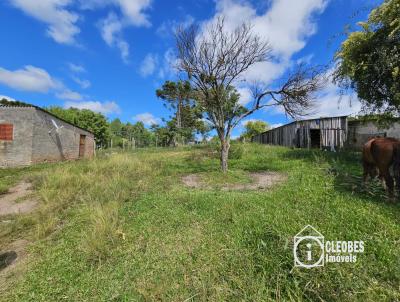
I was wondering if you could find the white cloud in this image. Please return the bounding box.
[0,65,60,92]
[68,63,91,89]
[263,77,362,118]
[253,0,327,58]
[237,87,253,106]
[308,82,362,118]
[133,112,160,126]
[0,95,17,102]
[10,0,80,44]
[99,12,130,63]
[64,100,121,114]
[204,0,328,85]
[72,76,91,89]
[156,15,194,38]
[0,65,120,115]
[244,60,289,86]
[68,63,86,73]
[56,89,83,101]
[82,0,152,27]
[140,53,158,77]
[114,0,152,27]
[296,54,314,65]
[89,0,152,62]
[158,48,178,78]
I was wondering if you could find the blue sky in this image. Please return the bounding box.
[0,0,381,137]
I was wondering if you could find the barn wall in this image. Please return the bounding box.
[347,120,400,150]
[252,116,348,149]
[0,107,34,167]
[31,109,95,164]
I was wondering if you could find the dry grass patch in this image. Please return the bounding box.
[0,182,38,216]
[182,171,287,191]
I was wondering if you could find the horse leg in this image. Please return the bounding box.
[382,170,394,200]
[394,165,400,199]
[380,174,387,190]
[363,162,370,184]
[394,146,400,199]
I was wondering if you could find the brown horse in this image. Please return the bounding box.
[394,142,400,196]
[362,137,400,198]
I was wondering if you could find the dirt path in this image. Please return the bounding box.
[182,171,287,191]
[0,182,38,216]
[0,181,37,292]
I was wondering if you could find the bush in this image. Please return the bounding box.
[228,142,244,159]
[208,141,245,160]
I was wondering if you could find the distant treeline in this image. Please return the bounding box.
[46,106,206,149]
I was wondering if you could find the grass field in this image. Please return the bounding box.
[1,143,399,301]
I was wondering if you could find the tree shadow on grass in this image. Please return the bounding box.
[281,148,400,208]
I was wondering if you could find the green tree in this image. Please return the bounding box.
[131,122,154,147]
[334,0,400,115]
[156,80,203,145]
[0,98,31,107]
[241,120,269,141]
[151,122,176,147]
[108,120,155,148]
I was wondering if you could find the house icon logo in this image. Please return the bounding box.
[294,225,325,268]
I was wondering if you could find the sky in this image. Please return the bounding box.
[0,0,382,137]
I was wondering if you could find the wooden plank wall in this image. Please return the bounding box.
[252,117,348,149]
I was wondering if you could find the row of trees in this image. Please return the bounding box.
[46,102,211,149]
[46,107,198,149]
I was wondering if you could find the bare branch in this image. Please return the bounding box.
[174,17,325,172]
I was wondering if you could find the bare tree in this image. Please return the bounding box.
[176,17,325,172]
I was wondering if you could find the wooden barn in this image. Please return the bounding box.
[252,116,348,150]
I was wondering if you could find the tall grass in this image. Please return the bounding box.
[1,144,400,301]
[80,201,122,263]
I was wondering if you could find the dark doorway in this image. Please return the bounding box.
[310,129,321,148]
[295,129,301,148]
[79,135,86,158]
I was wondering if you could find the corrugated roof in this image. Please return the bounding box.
[0,104,95,135]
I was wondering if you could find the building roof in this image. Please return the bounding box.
[0,103,95,135]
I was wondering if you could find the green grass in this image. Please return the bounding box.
[1,144,400,301]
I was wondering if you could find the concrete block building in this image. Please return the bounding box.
[0,104,95,167]
[347,119,400,149]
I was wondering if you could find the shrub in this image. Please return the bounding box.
[208,141,244,160]
[228,142,244,160]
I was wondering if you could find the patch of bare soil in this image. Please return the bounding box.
[0,182,38,216]
[0,239,30,292]
[182,174,203,189]
[182,172,287,191]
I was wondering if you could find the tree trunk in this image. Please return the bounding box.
[220,140,230,173]
[175,98,182,146]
